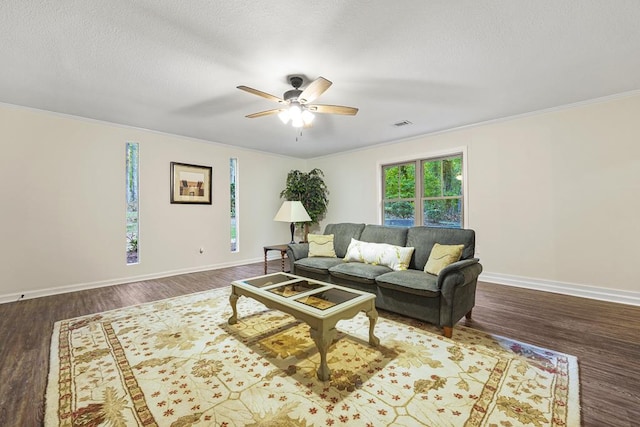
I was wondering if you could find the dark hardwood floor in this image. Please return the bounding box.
[1,260,638,426]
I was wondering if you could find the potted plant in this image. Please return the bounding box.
[280,168,329,242]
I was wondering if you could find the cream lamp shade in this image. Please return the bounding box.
[273,201,311,243]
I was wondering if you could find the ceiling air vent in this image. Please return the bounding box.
[393,120,413,127]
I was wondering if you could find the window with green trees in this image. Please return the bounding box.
[383,163,416,226]
[230,158,238,252]
[126,142,139,264]
[382,153,463,228]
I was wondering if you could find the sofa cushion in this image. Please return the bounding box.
[424,243,464,275]
[323,223,366,258]
[343,238,414,271]
[360,224,408,246]
[375,270,440,297]
[294,257,344,275]
[308,233,337,257]
[406,226,475,270]
[329,262,392,284]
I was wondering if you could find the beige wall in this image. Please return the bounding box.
[2,93,639,303]
[0,105,303,300]
[310,94,640,298]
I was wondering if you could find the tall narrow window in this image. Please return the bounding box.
[126,142,139,264]
[230,158,238,252]
[382,153,464,228]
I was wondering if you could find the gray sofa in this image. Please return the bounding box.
[286,223,483,338]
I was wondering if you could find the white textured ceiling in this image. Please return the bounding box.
[2,1,640,158]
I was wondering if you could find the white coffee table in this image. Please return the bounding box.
[229,272,379,381]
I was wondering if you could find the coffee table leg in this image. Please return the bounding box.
[228,291,239,325]
[310,327,337,381]
[366,307,380,347]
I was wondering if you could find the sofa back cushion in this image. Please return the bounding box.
[360,225,408,247]
[406,226,476,271]
[323,223,366,258]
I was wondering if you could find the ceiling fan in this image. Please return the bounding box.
[237,76,358,128]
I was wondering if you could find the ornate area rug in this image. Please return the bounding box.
[45,287,580,426]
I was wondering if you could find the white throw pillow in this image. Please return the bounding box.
[343,238,414,271]
[308,234,337,257]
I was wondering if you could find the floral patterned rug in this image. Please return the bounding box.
[45,286,580,426]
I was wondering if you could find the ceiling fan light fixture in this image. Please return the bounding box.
[279,105,312,128]
[301,109,314,125]
[289,102,302,121]
[289,102,307,127]
[278,109,290,124]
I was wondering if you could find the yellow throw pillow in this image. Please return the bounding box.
[308,234,337,258]
[424,243,464,275]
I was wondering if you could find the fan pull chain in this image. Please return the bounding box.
[296,129,303,142]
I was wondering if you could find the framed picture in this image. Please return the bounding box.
[170,162,212,204]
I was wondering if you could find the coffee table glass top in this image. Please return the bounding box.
[268,280,324,297]
[294,287,360,310]
[233,272,374,316]
[243,273,292,288]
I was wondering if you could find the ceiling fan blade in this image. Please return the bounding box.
[308,104,359,115]
[246,109,283,118]
[299,77,332,104]
[237,85,284,103]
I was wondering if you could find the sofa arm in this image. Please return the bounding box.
[287,243,309,260]
[436,259,483,333]
[436,258,483,290]
[286,243,309,274]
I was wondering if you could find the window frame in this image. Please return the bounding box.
[379,147,468,228]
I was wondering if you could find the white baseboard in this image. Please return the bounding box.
[480,272,640,307]
[6,263,635,308]
[0,256,265,305]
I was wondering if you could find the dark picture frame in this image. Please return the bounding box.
[170,162,212,204]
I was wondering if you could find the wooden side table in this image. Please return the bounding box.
[263,244,290,274]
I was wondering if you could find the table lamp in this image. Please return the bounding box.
[273,201,311,243]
